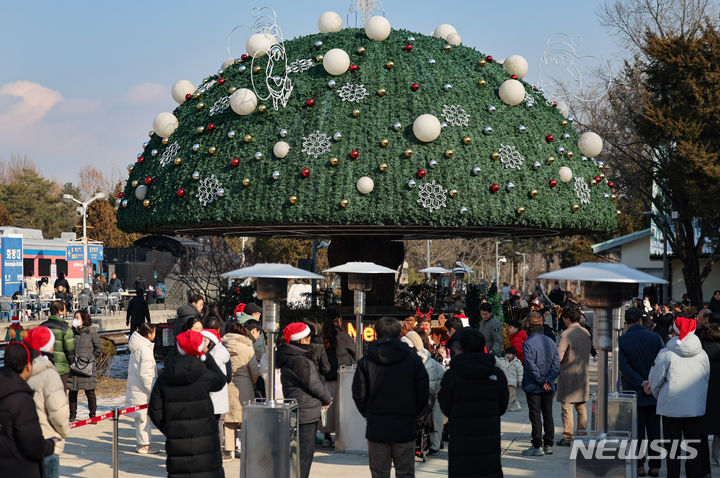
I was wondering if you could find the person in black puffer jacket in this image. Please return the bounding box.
[0,343,56,478]
[149,330,226,478]
[439,329,509,478]
[174,294,204,337]
[277,323,332,478]
[352,317,430,478]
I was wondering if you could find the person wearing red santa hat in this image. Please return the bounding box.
[148,330,226,477]
[648,316,710,478]
[276,322,332,478]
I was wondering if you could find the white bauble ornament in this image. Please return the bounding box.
[152,112,179,138]
[323,48,350,75]
[318,11,343,33]
[559,166,573,183]
[246,32,276,58]
[171,80,195,104]
[556,100,570,117]
[578,132,603,158]
[433,24,457,40]
[413,114,442,143]
[273,141,290,158]
[503,55,529,78]
[365,16,391,41]
[446,32,462,46]
[135,185,147,201]
[356,176,374,195]
[498,79,526,106]
[221,58,235,70]
[230,88,257,115]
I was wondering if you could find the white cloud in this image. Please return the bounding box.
[122,82,167,104]
[0,80,64,128]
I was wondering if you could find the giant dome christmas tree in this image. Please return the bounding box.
[116,8,617,239]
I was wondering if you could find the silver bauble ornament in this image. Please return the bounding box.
[429,159,438,168]
[393,122,402,131]
[227,130,236,139]
[557,146,566,154]
[460,206,468,215]
[408,179,416,188]
[192,143,200,152]
[533,161,541,170]
[315,40,323,47]
[484,126,493,135]
[518,125,527,134]
[279,128,288,138]
[327,80,336,88]
[443,83,452,91]
[192,171,200,180]
[217,188,225,197]
[238,65,247,73]
[428,58,436,65]
[272,170,280,180]
[333,132,343,141]
[506,182,515,192]
[473,166,481,175]
[121,200,128,208]
[255,152,263,160]
[488,105,496,113]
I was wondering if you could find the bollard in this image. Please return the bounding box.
[112,408,119,478]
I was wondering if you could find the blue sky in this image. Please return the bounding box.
[0,0,623,186]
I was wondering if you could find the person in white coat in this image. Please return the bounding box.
[201,320,230,452]
[497,347,524,411]
[126,323,159,454]
[648,316,710,478]
[404,330,446,455]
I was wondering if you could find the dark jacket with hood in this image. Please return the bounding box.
[438,353,509,478]
[325,328,356,381]
[0,368,55,478]
[446,327,468,358]
[352,338,430,443]
[276,342,332,424]
[40,315,75,376]
[618,323,664,407]
[307,334,331,381]
[702,337,720,434]
[68,325,102,391]
[149,354,226,478]
[174,304,201,337]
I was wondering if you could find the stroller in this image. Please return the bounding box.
[415,389,436,462]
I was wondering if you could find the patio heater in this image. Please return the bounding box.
[220,263,322,478]
[323,261,397,359]
[539,263,667,434]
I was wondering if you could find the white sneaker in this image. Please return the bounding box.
[509,401,522,411]
[137,445,160,454]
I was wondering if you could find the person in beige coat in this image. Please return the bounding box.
[221,323,260,460]
[25,326,70,478]
[555,306,592,446]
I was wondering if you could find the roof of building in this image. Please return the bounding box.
[591,228,650,254]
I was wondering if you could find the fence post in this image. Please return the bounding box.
[112,408,119,478]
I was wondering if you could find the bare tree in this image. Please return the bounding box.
[78,165,111,199]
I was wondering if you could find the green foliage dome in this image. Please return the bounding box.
[116,25,617,238]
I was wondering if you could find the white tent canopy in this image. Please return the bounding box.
[538,262,668,284]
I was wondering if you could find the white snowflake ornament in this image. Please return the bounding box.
[302,130,332,158]
[442,104,470,127]
[287,59,313,74]
[209,96,231,116]
[195,79,217,95]
[574,177,591,204]
[197,174,223,206]
[417,180,448,211]
[159,142,179,167]
[337,84,369,103]
[498,144,525,170]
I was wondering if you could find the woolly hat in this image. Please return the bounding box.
[404,330,424,351]
[283,322,310,344]
[176,330,206,360]
[201,329,221,344]
[26,326,54,353]
[673,316,697,342]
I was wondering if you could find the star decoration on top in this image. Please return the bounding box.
[301,130,332,158]
[442,104,470,127]
[197,174,223,206]
[498,143,525,170]
[574,177,591,204]
[159,142,179,167]
[417,180,448,211]
[287,59,313,74]
[337,84,369,103]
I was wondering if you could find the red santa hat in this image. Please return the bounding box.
[233,303,246,315]
[176,330,206,361]
[283,322,311,344]
[26,326,54,353]
[11,316,19,325]
[201,329,221,344]
[673,316,697,342]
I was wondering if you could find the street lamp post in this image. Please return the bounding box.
[63,192,106,286]
[515,252,526,294]
[495,239,512,287]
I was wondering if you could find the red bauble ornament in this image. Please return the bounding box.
[411,83,419,91]
[185,93,192,100]
[350,150,359,159]
[552,101,558,107]
[306,98,315,107]
[549,179,558,188]
[145,176,153,185]
[608,181,615,189]
[207,123,215,131]
[176,188,186,198]
[349,64,359,72]
[546,134,555,143]
[217,78,225,85]
[117,192,123,198]
[594,176,601,183]
[231,158,240,167]
[532,85,538,91]
[301,168,310,177]
[405,44,413,52]
[510,74,518,79]
[241,54,248,61]
[490,183,500,193]
[137,156,144,164]
[417,169,426,178]
[486,55,493,62]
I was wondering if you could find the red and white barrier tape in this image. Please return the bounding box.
[70,404,148,429]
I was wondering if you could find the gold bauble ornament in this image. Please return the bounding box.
[289,195,298,205]
[565,151,574,159]
[385,61,394,69]
[113,205,119,212]
[161,138,169,145]
[516,206,526,215]
[242,178,251,186]
[377,88,386,97]
[174,157,183,166]
[329,157,339,166]
[449,189,458,198]
[131,180,138,188]
[445,149,454,158]
[379,163,388,172]
[208,146,217,154]
[196,102,205,109]
[192,93,200,99]
[530,189,539,198]
[352,109,360,117]
[611,194,617,200]
[462,136,472,145]
[253,66,262,73]
[443,44,452,51]
[143,199,150,208]
[340,199,349,208]
[404,149,413,158]
[600,173,606,180]
[229,87,237,94]
[357,47,366,55]
[258,105,267,113]
[590,179,597,186]
[547,156,556,165]
[491,152,500,161]
[380,139,389,147]
[561,120,569,127]
[478,80,487,87]
[244,134,253,143]
[148,130,154,138]
[478,59,487,67]
[127,165,134,172]
[315,55,324,62]
[572,204,580,212]
[197,126,205,134]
